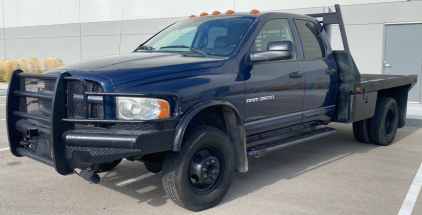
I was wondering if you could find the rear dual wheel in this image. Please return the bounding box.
[353,97,398,146]
[353,118,372,143]
[369,97,399,146]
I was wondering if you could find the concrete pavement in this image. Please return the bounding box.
[407,102,422,127]
[0,96,421,214]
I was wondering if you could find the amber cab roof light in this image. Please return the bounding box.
[250,9,260,14]
[200,12,209,16]
[212,11,221,15]
[226,10,235,14]
[189,15,196,18]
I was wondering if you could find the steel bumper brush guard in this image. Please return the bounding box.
[6,70,180,176]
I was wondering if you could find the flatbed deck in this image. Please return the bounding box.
[353,74,418,94]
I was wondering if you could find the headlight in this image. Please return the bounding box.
[116,97,170,120]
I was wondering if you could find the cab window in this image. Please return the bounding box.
[253,18,295,59]
[294,19,325,59]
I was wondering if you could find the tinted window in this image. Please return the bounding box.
[141,16,255,56]
[294,19,325,59]
[254,19,294,55]
[206,27,228,48]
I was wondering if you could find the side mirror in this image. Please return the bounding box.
[249,40,294,63]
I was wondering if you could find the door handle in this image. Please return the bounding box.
[289,71,303,79]
[325,69,336,75]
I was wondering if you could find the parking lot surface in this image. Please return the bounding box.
[0,96,421,215]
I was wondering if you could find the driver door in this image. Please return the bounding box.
[243,18,304,136]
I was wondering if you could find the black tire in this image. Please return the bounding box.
[353,118,372,143]
[144,163,162,173]
[162,126,234,211]
[369,97,399,146]
[95,159,122,173]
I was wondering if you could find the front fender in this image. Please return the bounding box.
[173,100,244,151]
[173,100,248,172]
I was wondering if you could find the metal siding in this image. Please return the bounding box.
[0,40,5,59]
[235,0,406,12]
[0,28,4,40]
[120,34,154,53]
[5,24,80,39]
[81,21,122,36]
[3,0,80,28]
[5,37,81,64]
[81,35,120,60]
[121,18,183,35]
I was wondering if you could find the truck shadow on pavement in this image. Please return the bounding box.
[97,162,169,207]
[96,124,421,209]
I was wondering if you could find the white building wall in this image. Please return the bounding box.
[3,0,80,28]
[0,0,421,75]
[2,0,407,27]
[235,0,403,12]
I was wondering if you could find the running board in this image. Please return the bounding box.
[247,127,337,158]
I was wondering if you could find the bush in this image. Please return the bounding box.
[0,57,64,82]
[43,58,64,71]
[17,57,30,73]
[29,57,42,74]
[0,59,17,82]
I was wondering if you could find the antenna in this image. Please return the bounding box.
[118,5,124,54]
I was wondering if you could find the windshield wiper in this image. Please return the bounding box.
[159,45,208,57]
[135,45,154,52]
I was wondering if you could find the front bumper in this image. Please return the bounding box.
[7,70,180,175]
[15,119,176,170]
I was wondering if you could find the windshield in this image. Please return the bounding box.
[137,16,256,56]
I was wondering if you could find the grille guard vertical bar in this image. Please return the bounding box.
[6,70,24,156]
[51,72,74,175]
[64,77,88,118]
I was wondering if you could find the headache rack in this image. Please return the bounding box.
[306,4,417,124]
[6,70,180,175]
[307,4,362,123]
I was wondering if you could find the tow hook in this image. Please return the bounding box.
[77,168,100,184]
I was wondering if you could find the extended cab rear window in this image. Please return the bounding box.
[294,19,326,59]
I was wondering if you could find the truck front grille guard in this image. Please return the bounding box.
[7,70,180,175]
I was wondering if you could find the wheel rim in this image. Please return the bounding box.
[189,146,223,194]
[385,109,395,135]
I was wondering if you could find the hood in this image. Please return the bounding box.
[48,52,226,85]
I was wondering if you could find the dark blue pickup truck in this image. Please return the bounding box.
[6,5,417,211]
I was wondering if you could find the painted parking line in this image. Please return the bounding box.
[398,162,422,215]
[0,119,6,121]
[115,172,156,187]
[0,148,10,152]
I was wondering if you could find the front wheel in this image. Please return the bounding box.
[162,126,234,211]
